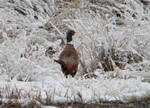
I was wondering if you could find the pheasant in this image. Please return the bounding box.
[55,30,79,78]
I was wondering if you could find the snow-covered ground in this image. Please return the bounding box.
[0,0,150,107]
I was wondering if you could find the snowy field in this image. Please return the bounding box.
[0,0,150,107]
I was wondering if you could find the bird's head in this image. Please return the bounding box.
[66,30,75,43]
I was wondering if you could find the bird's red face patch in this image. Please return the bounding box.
[71,30,75,36]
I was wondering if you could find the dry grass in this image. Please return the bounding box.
[1,84,150,108]
[1,100,149,108]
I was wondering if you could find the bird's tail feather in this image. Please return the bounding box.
[54,59,67,71]
[54,59,60,64]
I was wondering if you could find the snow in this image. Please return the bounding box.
[1,72,150,104]
[0,0,150,106]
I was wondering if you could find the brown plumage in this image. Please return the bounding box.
[55,30,79,78]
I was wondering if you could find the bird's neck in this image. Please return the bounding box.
[67,34,72,43]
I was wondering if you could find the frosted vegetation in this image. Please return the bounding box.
[0,0,150,107]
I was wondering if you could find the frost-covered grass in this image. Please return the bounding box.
[0,0,150,107]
